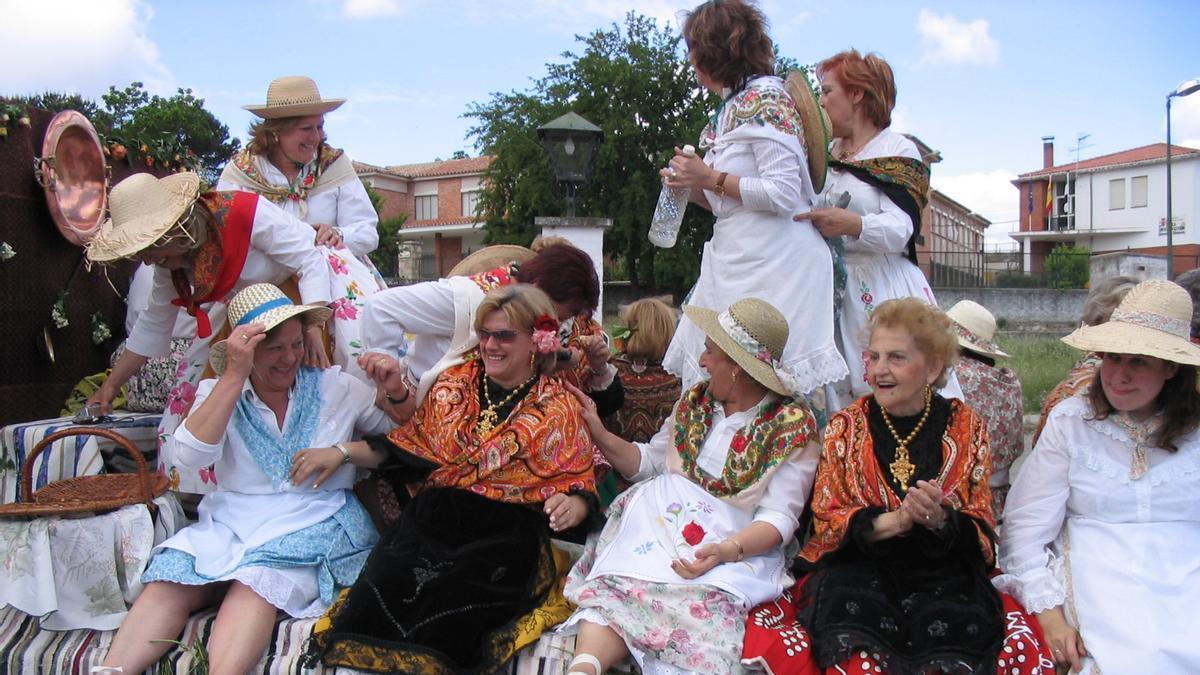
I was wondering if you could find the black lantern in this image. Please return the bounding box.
[537,112,602,217]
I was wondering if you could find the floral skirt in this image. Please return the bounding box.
[742,581,1055,674]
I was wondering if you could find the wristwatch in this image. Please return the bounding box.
[713,171,729,197]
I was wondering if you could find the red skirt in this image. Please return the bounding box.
[742,579,1055,674]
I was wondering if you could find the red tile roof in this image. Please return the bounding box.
[1018,143,1200,180]
[354,156,493,179]
[403,216,479,229]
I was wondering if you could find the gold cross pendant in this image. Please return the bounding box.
[890,454,915,492]
[476,409,498,436]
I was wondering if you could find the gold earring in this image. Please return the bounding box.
[529,352,536,370]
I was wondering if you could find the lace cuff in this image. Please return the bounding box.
[782,342,850,395]
[991,560,1066,614]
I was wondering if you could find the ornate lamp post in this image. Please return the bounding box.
[536,112,602,217]
[1166,77,1200,279]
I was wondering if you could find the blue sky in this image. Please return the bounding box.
[3,0,1198,245]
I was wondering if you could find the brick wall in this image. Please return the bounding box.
[438,177,462,220]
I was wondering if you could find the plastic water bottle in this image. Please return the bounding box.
[648,145,696,248]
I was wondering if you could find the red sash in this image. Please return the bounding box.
[171,191,257,338]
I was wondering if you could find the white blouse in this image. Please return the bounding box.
[631,393,820,543]
[125,195,333,359]
[827,129,922,257]
[216,155,379,257]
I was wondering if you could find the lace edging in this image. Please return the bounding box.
[784,343,849,395]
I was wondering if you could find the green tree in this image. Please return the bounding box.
[1044,245,1090,289]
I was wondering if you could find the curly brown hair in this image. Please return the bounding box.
[1087,361,1200,453]
[817,49,897,129]
[682,0,776,90]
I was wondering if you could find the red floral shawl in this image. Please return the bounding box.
[800,396,994,565]
[171,191,257,338]
[385,357,597,504]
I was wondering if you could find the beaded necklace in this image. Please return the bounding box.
[878,386,932,491]
[475,370,538,436]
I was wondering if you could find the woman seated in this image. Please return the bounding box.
[561,297,822,674]
[94,284,391,675]
[743,298,1053,674]
[604,297,683,443]
[308,284,600,673]
[997,280,1200,674]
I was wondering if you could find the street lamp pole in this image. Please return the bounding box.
[1166,78,1200,279]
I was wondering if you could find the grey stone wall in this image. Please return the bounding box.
[933,287,1085,332]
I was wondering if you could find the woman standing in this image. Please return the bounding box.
[218,75,390,377]
[997,280,1200,674]
[799,49,957,409]
[660,0,847,410]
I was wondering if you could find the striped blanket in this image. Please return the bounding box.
[0,606,585,674]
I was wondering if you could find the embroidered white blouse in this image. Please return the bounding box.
[828,129,922,257]
[995,394,1200,674]
[124,195,333,359]
[631,393,820,542]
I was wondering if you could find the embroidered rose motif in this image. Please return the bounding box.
[729,434,748,454]
[861,292,874,305]
[166,381,196,415]
[682,521,706,545]
[199,465,217,485]
[327,254,349,275]
[331,297,358,320]
[689,602,712,619]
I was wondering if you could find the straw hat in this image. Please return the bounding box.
[1062,279,1200,366]
[449,244,536,277]
[209,284,332,375]
[86,172,202,263]
[784,71,831,194]
[243,76,345,119]
[683,298,792,396]
[947,300,1008,358]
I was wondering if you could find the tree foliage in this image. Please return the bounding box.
[1044,245,1091,289]
[465,15,811,296]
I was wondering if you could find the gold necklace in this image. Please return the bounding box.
[475,371,538,436]
[878,386,932,491]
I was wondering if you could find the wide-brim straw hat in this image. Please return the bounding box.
[784,71,831,194]
[1062,279,1200,366]
[683,298,791,396]
[86,172,202,262]
[209,284,332,375]
[449,244,536,277]
[243,76,345,119]
[947,300,1008,358]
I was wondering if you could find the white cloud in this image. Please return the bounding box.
[0,0,172,98]
[916,8,1000,67]
[1171,92,1200,150]
[931,169,1020,248]
[341,0,403,18]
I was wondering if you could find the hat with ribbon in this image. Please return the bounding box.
[683,297,801,397]
[243,76,345,119]
[209,284,332,375]
[947,300,1008,358]
[85,172,202,263]
[1062,279,1200,366]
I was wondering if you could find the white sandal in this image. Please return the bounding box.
[567,653,603,675]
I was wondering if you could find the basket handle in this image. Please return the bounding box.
[20,427,156,506]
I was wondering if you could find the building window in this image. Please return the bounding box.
[1109,178,1125,210]
[415,194,438,221]
[461,191,481,218]
[1131,175,1148,208]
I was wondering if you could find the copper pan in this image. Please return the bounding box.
[34,111,107,246]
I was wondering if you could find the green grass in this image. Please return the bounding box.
[997,334,1081,415]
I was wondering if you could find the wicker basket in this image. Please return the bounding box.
[0,427,170,519]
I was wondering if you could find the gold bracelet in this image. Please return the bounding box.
[726,537,744,562]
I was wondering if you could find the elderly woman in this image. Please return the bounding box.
[218,76,390,375]
[93,285,389,675]
[947,300,1024,519]
[84,171,332,493]
[308,284,599,673]
[604,298,682,443]
[743,298,1052,674]
[1031,275,1138,446]
[560,297,821,675]
[660,0,847,413]
[363,241,623,420]
[996,280,1200,674]
[799,49,959,409]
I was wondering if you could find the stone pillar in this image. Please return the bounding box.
[534,216,612,321]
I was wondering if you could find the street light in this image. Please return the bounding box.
[1166,77,1200,279]
[537,112,603,217]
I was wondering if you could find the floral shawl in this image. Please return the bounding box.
[699,78,805,151]
[386,357,596,504]
[800,396,994,565]
[219,145,357,219]
[171,191,256,338]
[829,156,930,265]
[673,382,818,498]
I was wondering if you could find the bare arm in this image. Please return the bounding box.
[563,381,641,478]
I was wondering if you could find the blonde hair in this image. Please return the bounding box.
[474,284,559,375]
[868,298,959,388]
[619,298,677,362]
[1081,275,1138,327]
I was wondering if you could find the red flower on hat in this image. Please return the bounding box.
[682,521,706,546]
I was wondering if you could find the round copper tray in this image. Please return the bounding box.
[36,111,108,246]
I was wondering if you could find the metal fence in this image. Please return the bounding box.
[922,248,1097,289]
